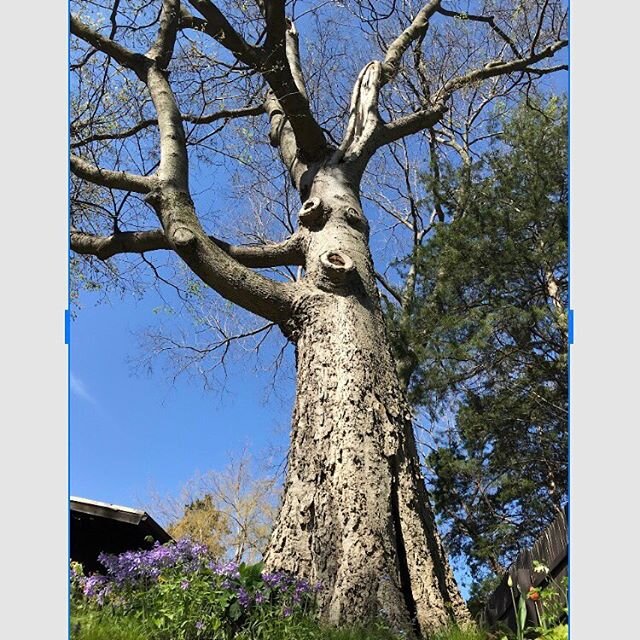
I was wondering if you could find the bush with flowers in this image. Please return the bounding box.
[70,538,323,640]
[70,540,569,640]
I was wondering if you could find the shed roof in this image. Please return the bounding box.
[70,496,172,573]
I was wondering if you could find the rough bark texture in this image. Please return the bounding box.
[264,168,470,637]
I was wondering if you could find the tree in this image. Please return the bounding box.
[167,494,231,558]
[150,451,280,563]
[70,1,567,634]
[385,96,568,593]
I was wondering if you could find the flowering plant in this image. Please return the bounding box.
[71,539,321,639]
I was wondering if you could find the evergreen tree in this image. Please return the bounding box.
[386,97,568,592]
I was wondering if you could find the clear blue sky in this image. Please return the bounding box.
[69,290,294,508]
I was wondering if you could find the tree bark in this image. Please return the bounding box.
[264,167,470,636]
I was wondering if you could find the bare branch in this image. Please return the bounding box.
[284,19,309,100]
[375,38,566,148]
[381,1,441,86]
[376,102,448,146]
[264,0,287,52]
[436,7,522,58]
[70,154,155,193]
[436,39,568,99]
[70,14,147,77]
[187,0,260,65]
[185,1,326,162]
[376,272,403,304]
[522,64,568,76]
[147,0,180,69]
[71,228,169,259]
[71,228,306,268]
[71,104,265,149]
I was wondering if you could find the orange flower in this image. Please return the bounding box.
[527,587,541,601]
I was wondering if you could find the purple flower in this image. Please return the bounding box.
[262,571,290,590]
[254,592,266,605]
[180,579,190,590]
[82,575,108,598]
[209,560,240,578]
[236,587,251,608]
[195,621,205,631]
[283,606,292,617]
[97,538,210,585]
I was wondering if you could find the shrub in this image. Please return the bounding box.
[71,539,320,640]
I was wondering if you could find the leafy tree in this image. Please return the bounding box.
[70,0,567,633]
[386,97,568,590]
[167,494,230,558]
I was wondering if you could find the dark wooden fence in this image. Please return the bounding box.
[484,504,568,632]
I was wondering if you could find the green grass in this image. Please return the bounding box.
[71,611,492,640]
[426,624,491,640]
[71,611,151,640]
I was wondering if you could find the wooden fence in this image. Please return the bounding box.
[484,504,568,631]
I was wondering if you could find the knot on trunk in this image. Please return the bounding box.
[172,226,196,247]
[343,206,370,236]
[299,197,327,229]
[318,250,355,288]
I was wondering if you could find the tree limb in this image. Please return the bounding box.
[187,0,260,65]
[70,155,155,193]
[436,6,522,58]
[374,39,567,148]
[264,0,287,53]
[381,1,441,85]
[436,39,568,99]
[147,0,180,69]
[186,2,326,162]
[375,102,448,146]
[70,14,147,78]
[72,2,298,325]
[71,228,306,268]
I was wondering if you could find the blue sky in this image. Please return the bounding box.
[70,290,293,509]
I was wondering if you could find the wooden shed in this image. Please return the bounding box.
[70,496,172,573]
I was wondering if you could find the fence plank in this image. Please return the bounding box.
[484,505,568,631]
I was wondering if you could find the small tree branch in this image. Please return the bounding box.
[71,105,265,149]
[187,0,260,65]
[70,155,155,193]
[522,64,568,76]
[436,6,522,58]
[436,39,568,99]
[375,272,403,304]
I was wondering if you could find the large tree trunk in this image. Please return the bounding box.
[264,167,470,636]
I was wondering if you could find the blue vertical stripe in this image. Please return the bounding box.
[568,309,574,345]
